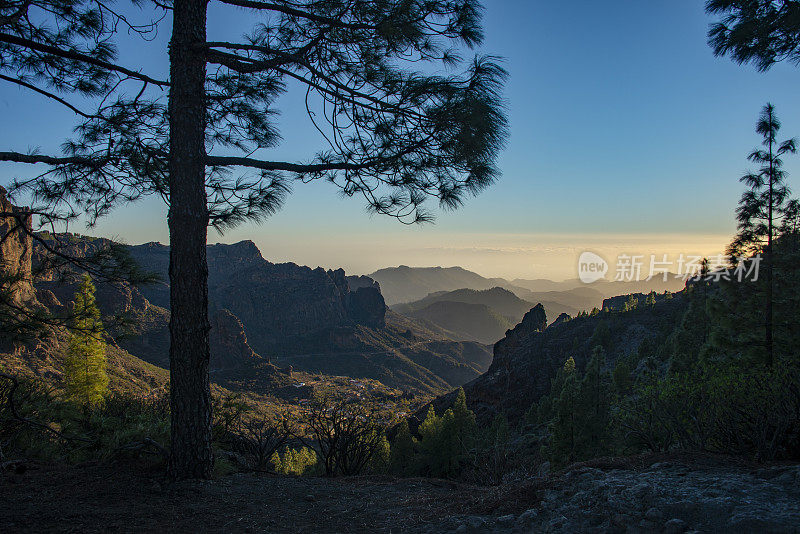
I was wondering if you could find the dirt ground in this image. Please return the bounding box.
[4,454,799,533]
[0,461,500,533]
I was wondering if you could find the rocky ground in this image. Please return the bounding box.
[1,454,798,533]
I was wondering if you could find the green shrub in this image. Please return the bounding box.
[272,446,319,475]
[615,360,800,460]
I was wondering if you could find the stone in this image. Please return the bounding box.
[0,186,35,305]
[464,516,486,529]
[125,241,387,356]
[517,508,538,524]
[496,514,515,525]
[209,308,266,369]
[538,461,551,477]
[664,518,687,534]
[645,507,664,522]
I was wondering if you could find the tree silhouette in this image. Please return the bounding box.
[728,104,796,365]
[706,0,800,71]
[1,0,508,478]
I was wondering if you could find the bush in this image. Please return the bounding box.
[272,446,319,475]
[463,414,515,485]
[300,393,389,477]
[615,360,800,460]
[228,416,294,471]
[0,373,169,465]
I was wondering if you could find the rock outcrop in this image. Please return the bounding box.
[433,460,800,533]
[424,294,689,424]
[209,309,264,370]
[0,186,35,305]
[22,234,489,395]
[126,241,386,357]
[550,312,571,327]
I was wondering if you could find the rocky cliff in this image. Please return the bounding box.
[126,240,386,357]
[0,186,35,305]
[6,232,490,395]
[422,294,689,424]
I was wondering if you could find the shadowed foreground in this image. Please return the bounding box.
[2,455,799,533]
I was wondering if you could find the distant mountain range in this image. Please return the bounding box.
[392,287,579,344]
[28,237,493,396]
[369,265,687,309]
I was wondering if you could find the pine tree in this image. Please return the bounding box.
[450,387,478,449]
[575,346,610,457]
[547,361,579,465]
[415,389,478,478]
[727,104,797,365]
[2,0,508,479]
[540,358,580,463]
[63,274,108,408]
[612,358,633,397]
[706,0,800,71]
[389,420,417,476]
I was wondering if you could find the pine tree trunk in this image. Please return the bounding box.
[766,126,774,366]
[167,0,212,479]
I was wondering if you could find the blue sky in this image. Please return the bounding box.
[2,1,799,279]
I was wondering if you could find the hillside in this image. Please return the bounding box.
[369,266,516,305]
[391,287,581,343]
[13,227,493,396]
[394,287,532,319]
[118,240,492,395]
[422,294,690,425]
[370,265,684,315]
[401,300,515,344]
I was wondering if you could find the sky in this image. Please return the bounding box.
[2,0,799,280]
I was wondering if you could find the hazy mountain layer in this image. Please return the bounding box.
[370,265,686,308]
[391,287,581,343]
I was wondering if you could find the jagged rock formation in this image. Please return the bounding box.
[346,275,381,292]
[550,312,571,327]
[9,233,490,395]
[209,309,264,370]
[126,241,387,356]
[422,295,688,424]
[0,186,35,305]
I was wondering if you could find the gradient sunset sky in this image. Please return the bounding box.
[2,1,799,280]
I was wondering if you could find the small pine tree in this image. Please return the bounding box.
[416,405,442,475]
[450,388,477,448]
[64,274,108,408]
[575,347,611,457]
[612,358,633,397]
[389,420,417,475]
[546,364,580,465]
[416,388,478,478]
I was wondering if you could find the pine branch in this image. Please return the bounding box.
[0,74,92,117]
[0,32,169,87]
[0,151,104,166]
[215,0,375,30]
